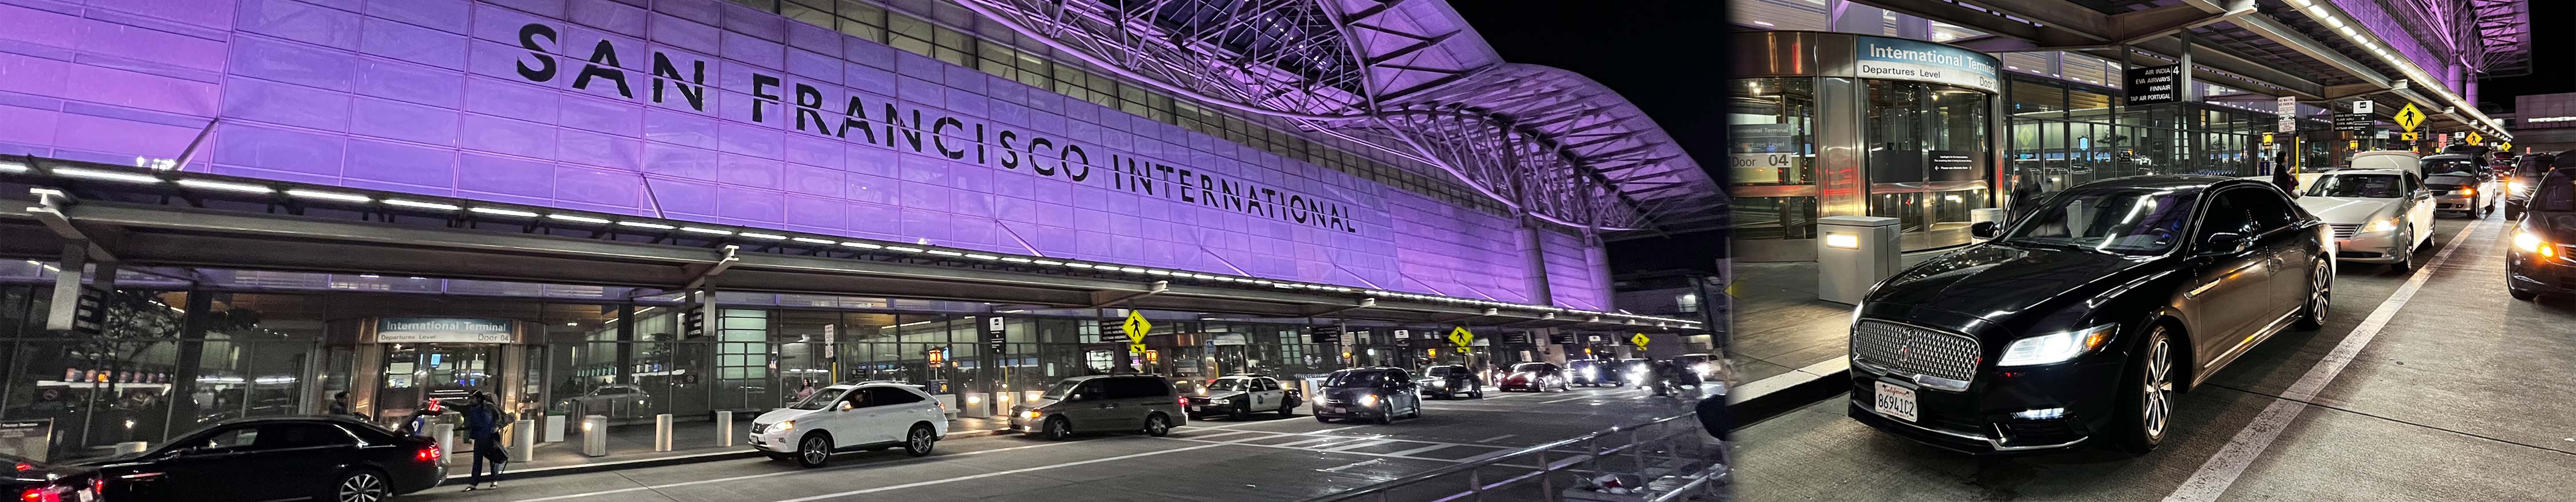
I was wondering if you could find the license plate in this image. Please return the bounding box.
[1873,381,1919,422]
[1189,405,1203,411]
[1332,407,1346,413]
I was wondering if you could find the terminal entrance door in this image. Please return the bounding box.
[372,343,504,423]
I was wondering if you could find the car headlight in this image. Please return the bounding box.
[1360,394,1380,407]
[2514,230,2557,258]
[1583,367,1598,378]
[774,420,794,432]
[2365,218,2397,232]
[2511,180,2527,193]
[2460,187,2475,197]
[1996,324,2117,366]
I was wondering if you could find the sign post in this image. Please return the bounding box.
[2275,96,2298,133]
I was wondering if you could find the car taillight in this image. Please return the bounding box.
[416,442,442,463]
[20,486,62,502]
[1177,396,1187,406]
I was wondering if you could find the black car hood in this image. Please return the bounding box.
[1870,243,2161,321]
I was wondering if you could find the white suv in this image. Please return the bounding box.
[749,382,948,467]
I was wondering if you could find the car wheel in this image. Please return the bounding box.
[2295,259,2330,330]
[1374,411,1393,425]
[796,433,834,468]
[330,468,389,502]
[2114,326,2175,454]
[1230,404,1250,421]
[1278,401,1297,416]
[903,425,936,457]
[1043,417,1073,441]
[2392,230,2416,272]
[1144,414,1172,437]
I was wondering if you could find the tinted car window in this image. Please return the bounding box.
[2008,188,2200,254]
[2228,188,2299,232]
[1427,366,1455,376]
[2306,174,2402,198]
[1042,379,1084,400]
[1207,378,1244,391]
[790,389,846,410]
[1513,362,1551,373]
[1108,378,1168,399]
[2424,159,2483,176]
[868,388,924,406]
[192,426,259,453]
[2538,172,2576,212]
[261,424,355,449]
[1325,370,1387,387]
[2519,156,2554,177]
[2196,191,2259,241]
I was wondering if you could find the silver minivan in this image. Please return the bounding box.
[1009,374,1187,440]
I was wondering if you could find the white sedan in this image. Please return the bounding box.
[2296,169,2436,270]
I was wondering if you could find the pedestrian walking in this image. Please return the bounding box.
[794,380,818,403]
[462,391,511,491]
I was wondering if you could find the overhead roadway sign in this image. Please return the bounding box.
[2124,64,2183,106]
[2394,104,2428,132]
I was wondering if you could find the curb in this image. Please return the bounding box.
[1722,357,1853,433]
[445,427,1022,481]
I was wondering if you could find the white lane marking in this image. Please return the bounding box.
[1385,443,1462,457]
[1157,436,1482,463]
[1536,394,1598,405]
[1318,458,1387,473]
[1475,434,1517,443]
[2164,218,2494,502]
[1308,425,1372,434]
[771,443,1227,501]
[1321,439,1397,452]
[505,440,1081,502]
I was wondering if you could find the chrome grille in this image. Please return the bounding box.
[2329,224,2360,239]
[1852,321,1981,384]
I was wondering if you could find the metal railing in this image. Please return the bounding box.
[1298,411,1728,502]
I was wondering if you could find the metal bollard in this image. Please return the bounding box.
[511,419,535,456]
[653,414,673,452]
[581,415,608,457]
[543,414,566,442]
[114,442,148,455]
[717,410,734,446]
[429,424,456,465]
[1815,215,1903,305]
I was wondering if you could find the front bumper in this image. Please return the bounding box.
[2333,232,2408,263]
[1846,354,2125,455]
[1313,402,1387,420]
[2435,195,2485,213]
[2508,250,2576,295]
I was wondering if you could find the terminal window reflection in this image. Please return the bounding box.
[1729,77,1819,240]
[1865,80,1992,236]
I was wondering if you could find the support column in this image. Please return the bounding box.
[1828,1,1885,35]
[1584,234,1614,310]
[1517,218,1552,306]
[44,243,90,333]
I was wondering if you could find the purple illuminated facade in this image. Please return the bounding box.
[0,0,1617,309]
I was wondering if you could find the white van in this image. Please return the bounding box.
[749,382,948,467]
[2349,150,2424,177]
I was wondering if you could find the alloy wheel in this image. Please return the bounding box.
[907,428,935,456]
[1145,415,1170,436]
[2311,263,2331,318]
[801,436,830,465]
[337,472,387,502]
[2143,338,2174,439]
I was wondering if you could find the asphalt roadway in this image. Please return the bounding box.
[1735,212,2576,500]
[404,384,1708,501]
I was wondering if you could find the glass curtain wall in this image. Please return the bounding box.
[1864,80,1992,236]
[1730,77,1821,240]
[2006,76,2274,200]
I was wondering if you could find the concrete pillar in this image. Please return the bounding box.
[1584,233,1614,309]
[1517,220,1552,305]
[2177,32,2197,103]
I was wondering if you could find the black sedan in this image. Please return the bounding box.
[1847,176,2333,455]
[1566,359,1616,387]
[1313,367,1424,424]
[2508,169,2575,301]
[2,453,102,502]
[1415,364,1484,398]
[2504,152,2558,220]
[89,416,446,501]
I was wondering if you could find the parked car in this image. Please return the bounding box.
[1673,353,1721,385]
[1849,175,2333,454]
[2421,154,2499,218]
[2297,169,2435,270]
[88,416,445,501]
[1498,362,1568,392]
[1187,374,1299,420]
[2506,153,2556,220]
[1415,364,1484,399]
[2508,169,2576,301]
[557,385,651,420]
[1566,359,1617,387]
[1009,374,1184,441]
[2350,150,2424,177]
[1312,367,1423,424]
[1616,358,1652,386]
[1,453,100,502]
[749,382,948,468]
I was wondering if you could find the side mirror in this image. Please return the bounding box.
[1970,221,2000,239]
[1066,393,1086,401]
[2204,232,2248,254]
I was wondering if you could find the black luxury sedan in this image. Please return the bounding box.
[88,416,446,501]
[1313,367,1423,424]
[1848,175,2333,455]
[2508,169,2575,301]
[2504,152,2557,220]
[2,453,102,502]
[1415,364,1484,398]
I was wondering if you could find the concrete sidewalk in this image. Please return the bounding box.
[453,414,1015,480]
[1728,251,1944,384]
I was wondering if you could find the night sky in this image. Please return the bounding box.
[1449,2,1730,275]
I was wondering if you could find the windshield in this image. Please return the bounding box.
[2424,159,2482,176]
[787,389,845,410]
[1427,366,1456,376]
[2519,157,2554,177]
[1512,362,1550,373]
[1569,360,1598,369]
[1324,370,1388,388]
[2305,174,2403,198]
[2003,188,2199,255]
[1206,378,1244,391]
[2539,173,2576,212]
[1041,380,1085,400]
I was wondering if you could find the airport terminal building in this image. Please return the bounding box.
[0,0,1715,460]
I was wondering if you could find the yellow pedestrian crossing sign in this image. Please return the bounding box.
[2502,141,2513,151]
[2393,104,2427,132]
[2465,132,2483,145]
[1122,311,1152,353]
[1447,327,1474,349]
[2401,132,2420,142]
[1630,333,1649,349]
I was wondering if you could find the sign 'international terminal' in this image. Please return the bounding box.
[0,0,1716,463]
